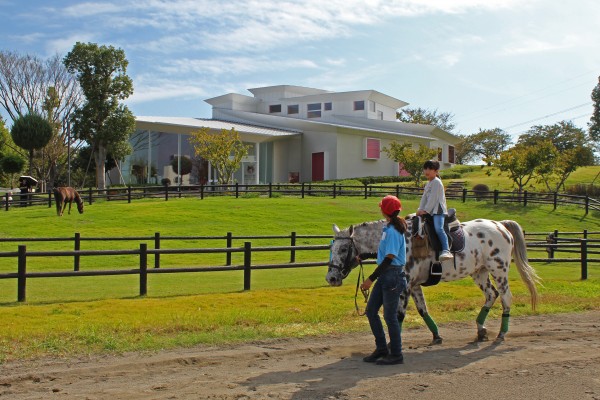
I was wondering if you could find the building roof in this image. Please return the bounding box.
[135,116,301,137]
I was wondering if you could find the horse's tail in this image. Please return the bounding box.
[53,187,61,216]
[500,220,541,311]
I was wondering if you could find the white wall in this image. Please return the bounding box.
[302,130,337,181]
[272,137,302,182]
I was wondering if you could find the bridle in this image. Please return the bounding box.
[328,233,370,316]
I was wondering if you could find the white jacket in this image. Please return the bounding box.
[418,177,448,215]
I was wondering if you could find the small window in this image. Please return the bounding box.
[324,102,332,111]
[269,104,282,113]
[437,147,443,161]
[354,100,365,111]
[287,104,299,114]
[369,100,376,112]
[307,103,321,118]
[448,146,455,164]
[364,138,380,160]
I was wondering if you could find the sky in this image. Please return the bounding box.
[1,0,599,140]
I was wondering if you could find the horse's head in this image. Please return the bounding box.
[326,224,360,287]
[76,193,84,214]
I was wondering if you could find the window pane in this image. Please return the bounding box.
[308,103,321,111]
[307,110,322,118]
[269,104,282,113]
[354,100,365,111]
[324,102,332,111]
[287,104,299,114]
[365,138,380,159]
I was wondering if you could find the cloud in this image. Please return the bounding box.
[44,33,97,56]
[500,35,581,56]
[62,2,122,17]
[127,77,209,104]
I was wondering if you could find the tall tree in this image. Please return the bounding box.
[494,142,553,193]
[382,142,437,187]
[0,51,82,186]
[453,134,476,165]
[590,75,600,143]
[0,117,26,187]
[518,121,595,192]
[396,107,456,133]
[10,113,53,175]
[469,128,512,166]
[188,127,249,184]
[63,42,135,190]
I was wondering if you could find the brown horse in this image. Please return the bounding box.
[53,187,84,216]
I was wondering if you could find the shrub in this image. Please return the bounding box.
[439,171,462,179]
[161,178,171,186]
[472,184,490,201]
[566,184,600,198]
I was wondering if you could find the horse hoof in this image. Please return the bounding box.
[477,328,488,342]
[495,334,506,342]
[429,336,443,345]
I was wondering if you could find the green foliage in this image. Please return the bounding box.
[189,127,249,184]
[469,128,512,166]
[0,153,25,174]
[382,142,438,186]
[495,142,548,192]
[170,156,193,176]
[10,113,54,152]
[453,134,476,164]
[590,76,600,143]
[64,42,135,189]
[396,107,456,133]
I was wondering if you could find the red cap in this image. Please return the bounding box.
[379,195,402,216]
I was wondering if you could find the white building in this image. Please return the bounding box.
[115,85,460,186]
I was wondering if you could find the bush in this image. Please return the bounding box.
[161,178,171,186]
[472,183,490,201]
[566,184,600,198]
[356,176,415,184]
[439,171,462,179]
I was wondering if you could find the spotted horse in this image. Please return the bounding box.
[326,218,540,342]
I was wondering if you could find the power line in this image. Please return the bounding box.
[501,102,592,131]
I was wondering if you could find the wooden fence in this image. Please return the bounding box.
[3,183,599,214]
[0,230,598,303]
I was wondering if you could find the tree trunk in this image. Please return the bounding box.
[95,143,107,190]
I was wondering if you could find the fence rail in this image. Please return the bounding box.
[4,183,599,214]
[0,230,597,303]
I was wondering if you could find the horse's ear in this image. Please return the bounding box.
[349,225,354,237]
[332,224,340,234]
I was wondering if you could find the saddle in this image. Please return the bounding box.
[411,209,466,286]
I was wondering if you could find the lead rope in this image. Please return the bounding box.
[354,259,369,316]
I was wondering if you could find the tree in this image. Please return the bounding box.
[396,107,456,133]
[10,113,53,175]
[453,134,476,165]
[189,127,249,184]
[494,142,552,193]
[63,42,135,190]
[590,75,600,143]
[0,117,25,187]
[0,51,83,186]
[171,156,193,183]
[0,154,25,188]
[469,128,512,166]
[382,142,437,187]
[518,121,596,192]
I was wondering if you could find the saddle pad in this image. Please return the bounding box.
[449,226,465,253]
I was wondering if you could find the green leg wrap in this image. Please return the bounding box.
[423,313,439,335]
[501,313,510,333]
[476,306,491,326]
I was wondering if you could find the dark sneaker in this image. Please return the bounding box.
[376,354,404,365]
[363,348,389,363]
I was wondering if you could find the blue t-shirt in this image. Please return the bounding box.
[377,224,406,266]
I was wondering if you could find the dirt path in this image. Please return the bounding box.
[1,311,600,399]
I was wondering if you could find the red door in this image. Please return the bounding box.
[312,152,324,181]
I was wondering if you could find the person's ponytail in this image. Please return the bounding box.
[389,210,407,234]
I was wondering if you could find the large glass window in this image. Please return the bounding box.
[354,100,365,111]
[269,104,282,113]
[287,104,299,114]
[307,103,321,118]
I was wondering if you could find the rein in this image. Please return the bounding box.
[354,259,369,316]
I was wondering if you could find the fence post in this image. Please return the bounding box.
[165,184,169,201]
[235,182,239,198]
[583,229,588,239]
[128,185,132,203]
[523,190,528,207]
[553,192,558,210]
[226,232,233,266]
[364,183,368,199]
[396,185,399,198]
[88,187,93,205]
[290,231,297,263]
[301,182,305,199]
[4,193,8,211]
[154,232,160,268]
[269,182,272,198]
[462,188,467,203]
[17,245,26,302]
[580,239,588,280]
[139,243,148,296]
[243,242,251,291]
[74,232,81,271]
[494,190,499,204]
[333,183,337,199]
[48,191,52,208]
[200,184,204,200]
[585,196,589,215]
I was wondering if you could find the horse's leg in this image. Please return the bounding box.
[61,201,67,216]
[489,270,512,341]
[411,285,443,345]
[68,200,72,215]
[471,269,500,342]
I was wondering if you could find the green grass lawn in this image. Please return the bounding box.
[0,196,599,362]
